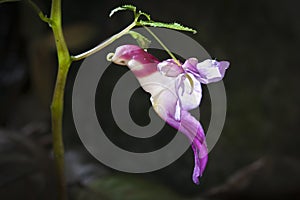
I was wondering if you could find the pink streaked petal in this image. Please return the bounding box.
[157,59,184,77]
[111,45,159,66]
[196,59,230,84]
[127,60,158,78]
[112,45,161,78]
[111,45,145,65]
[131,50,160,65]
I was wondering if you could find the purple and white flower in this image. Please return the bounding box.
[109,45,229,184]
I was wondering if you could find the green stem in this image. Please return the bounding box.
[50,67,69,200]
[50,0,70,66]
[49,0,71,200]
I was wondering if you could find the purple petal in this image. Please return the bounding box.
[191,129,208,184]
[196,59,230,84]
[157,59,184,77]
[182,58,199,75]
[192,141,208,184]
[164,109,208,184]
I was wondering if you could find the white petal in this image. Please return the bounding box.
[174,100,181,121]
[177,73,202,111]
[150,89,178,121]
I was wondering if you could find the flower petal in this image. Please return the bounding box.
[196,59,230,84]
[179,110,208,184]
[157,58,202,111]
[192,140,208,184]
[157,59,184,77]
[111,45,176,98]
[176,73,202,111]
[182,58,199,75]
[164,109,208,184]
[112,45,159,66]
[151,88,178,121]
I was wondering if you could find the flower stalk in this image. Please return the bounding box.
[71,21,136,61]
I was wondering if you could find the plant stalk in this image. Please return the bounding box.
[50,0,71,200]
[50,67,69,200]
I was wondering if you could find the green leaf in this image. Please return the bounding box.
[128,31,151,49]
[138,21,197,34]
[109,5,137,17]
[0,0,20,3]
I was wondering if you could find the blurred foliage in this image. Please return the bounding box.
[74,175,182,200]
[0,130,56,200]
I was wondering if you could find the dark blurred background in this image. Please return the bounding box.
[0,0,299,199]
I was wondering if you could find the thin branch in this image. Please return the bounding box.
[71,21,136,61]
[27,0,52,24]
[0,0,20,3]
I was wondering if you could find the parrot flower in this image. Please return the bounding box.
[109,45,229,184]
